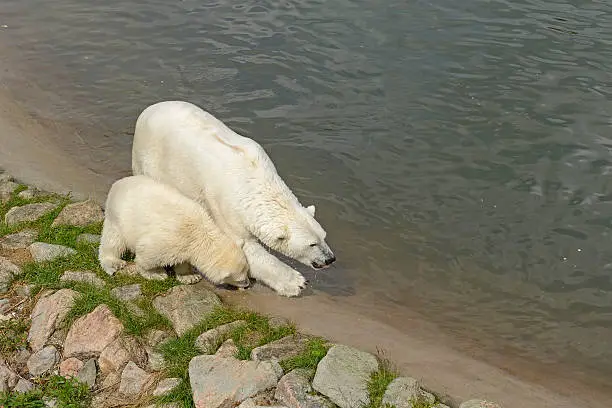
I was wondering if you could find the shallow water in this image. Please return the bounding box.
[1,0,612,393]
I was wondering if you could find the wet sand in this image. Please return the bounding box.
[0,61,609,408]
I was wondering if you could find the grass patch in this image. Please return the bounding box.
[0,375,90,407]
[157,306,295,408]
[279,337,329,374]
[365,359,398,408]
[0,317,29,357]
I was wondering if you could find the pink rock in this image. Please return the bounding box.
[60,357,84,378]
[63,305,124,357]
[98,336,147,375]
[28,289,79,352]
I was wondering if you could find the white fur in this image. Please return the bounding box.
[98,175,249,287]
[132,100,335,297]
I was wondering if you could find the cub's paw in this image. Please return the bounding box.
[100,258,127,276]
[177,274,203,285]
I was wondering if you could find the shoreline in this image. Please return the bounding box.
[0,63,608,406]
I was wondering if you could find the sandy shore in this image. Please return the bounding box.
[0,68,609,407]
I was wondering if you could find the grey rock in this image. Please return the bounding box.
[153,285,222,336]
[194,320,246,353]
[0,228,38,250]
[118,361,153,396]
[0,256,22,294]
[43,397,58,408]
[76,233,101,245]
[268,316,292,330]
[460,400,502,408]
[251,334,310,362]
[144,404,180,408]
[60,270,105,288]
[5,202,57,226]
[215,338,239,358]
[14,378,34,393]
[0,180,19,203]
[52,200,104,227]
[145,329,173,347]
[29,242,77,262]
[189,355,283,408]
[29,289,79,352]
[76,359,97,389]
[152,377,181,397]
[0,358,19,391]
[312,345,379,408]
[275,369,334,408]
[382,377,436,408]
[111,284,142,301]
[0,298,9,313]
[18,188,48,200]
[27,345,59,376]
[238,399,288,408]
[15,284,35,298]
[146,347,166,371]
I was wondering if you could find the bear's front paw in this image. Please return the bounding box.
[273,270,307,297]
[177,274,203,285]
[100,258,127,276]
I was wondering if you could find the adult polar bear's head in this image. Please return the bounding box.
[260,204,336,269]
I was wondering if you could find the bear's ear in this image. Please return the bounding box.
[235,238,246,249]
[306,205,316,217]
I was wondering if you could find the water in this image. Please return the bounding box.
[2,0,612,392]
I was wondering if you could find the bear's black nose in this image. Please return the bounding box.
[325,256,336,265]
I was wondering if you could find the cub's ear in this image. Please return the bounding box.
[306,205,316,217]
[235,238,246,249]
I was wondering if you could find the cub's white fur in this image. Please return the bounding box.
[98,175,249,287]
[132,100,335,297]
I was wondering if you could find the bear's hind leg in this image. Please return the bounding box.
[98,219,127,276]
[133,253,168,281]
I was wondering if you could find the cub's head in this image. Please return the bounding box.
[261,205,336,269]
[214,239,250,288]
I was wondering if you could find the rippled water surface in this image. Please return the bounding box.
[2,0,612,382]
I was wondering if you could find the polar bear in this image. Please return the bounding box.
[132,100,335,297]
[98,175,250,287]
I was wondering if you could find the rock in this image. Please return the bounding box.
[15,284,35,298]
[60,357,84,378]
[215,338,239,358]
[312,345,379,408]
[18,188,48,200]
[275,369,334,408]
[98,336,147,375]
[0,228,38,250]
[153,285,222,336]
[268,316,291,330]
[60,270,106,288]
[146,348,166,371]
[194,320,246,353]
[0,358,19,391]
[238,399,288,408]
[0,180,19,202]
[5,202,57,226]
[52,200,104,227]
[76,359,97,389]
[47,327,69,348]
[101,371,121,388]
[118,361,153,396]
[0,298,9,313]
[152,377,181,397]
[63,304,124,357]
[189,355,283,408]
[14,378,34,393]
[29,242,77,262]
[27,345,59,376]
[29,289,79,352]
[381,377,436,408]
[76,233,101,245]
[111,284,142,301]
[43,397,58,407]
[145,329,173,347]
[460,400,502,408]
[0,256,22,293]
[251,334,310,362]
[144,404,180,408]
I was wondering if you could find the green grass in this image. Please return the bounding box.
[364,359,398,408]
[0,317,29,357]
[0,375,90,408]
[157,306,296,408]
[280,337,329,374]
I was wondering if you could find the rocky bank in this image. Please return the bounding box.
[0,170,501,408]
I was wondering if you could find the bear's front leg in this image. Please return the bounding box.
[243,240,306,297]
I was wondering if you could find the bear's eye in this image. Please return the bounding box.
[277,236,286,241]
[309,243,317,247]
